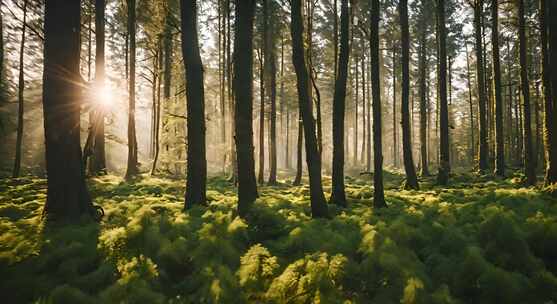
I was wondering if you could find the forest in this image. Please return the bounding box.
[0,0,557,302]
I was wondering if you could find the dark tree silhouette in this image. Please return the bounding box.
[125,0,138,179]
[518,0,536,186]
[290,0,328,217]
[181,0,207,208]
[330,0,350,207]
[234,0,258,217]
[370,0,386,208]
[42,0,93,219]
[543,0,557,185]
[399,0,419,189]
[437,0,450,185]
[492,0,504,176]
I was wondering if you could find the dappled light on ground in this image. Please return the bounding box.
[1,173,557,303]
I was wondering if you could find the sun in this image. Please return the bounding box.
[94,84,113,109]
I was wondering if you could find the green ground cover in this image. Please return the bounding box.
[1,172,557,303]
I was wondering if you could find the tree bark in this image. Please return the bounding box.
[473,0,489,172]
[543,0,557,185]
[258,48,265,184]
[234,0,258,217]
[89,0,107,175]
[13,0,27,178]
[518,0,536,185]
[125,0,138,179]
[290,0,328,217]
[399,0,419,189]
[330,0,349,206]
[437,0,450,185]
[181,0,207,208]
[265,0,277,184]
[492,0,504,176]
[370,0,386,208]
[294,113,303,185]
[42,0,93,219]
[419,18,429,176]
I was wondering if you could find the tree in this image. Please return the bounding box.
[42,0,93,219]
[437,0,450,185]
[234,0,258,217]
[491,0,504,176]
[399,0,419,189]
[89,0,107,175]
[181,0,207,208]
[265,0,278,185]
[472,0,489,173]
[370,0,386,208]
[543,0,557,185]
[416,0,431,177]
[330,0,350,207]
[290,0,328,218]
[13,0,28,178]
[518,0,536,185]
[125,0,138,179]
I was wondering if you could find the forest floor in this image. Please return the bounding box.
[1,171,557,303]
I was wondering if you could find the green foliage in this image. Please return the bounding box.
[1,173,557,303]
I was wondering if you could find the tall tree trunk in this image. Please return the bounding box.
[370,0,386,208]
[419,22,429,176]
[265,0,277,184]
[518,0,536,185]
[181,0,207,207]
[89,0,107,175]
[400,0,419,189]
[360,50,366,163]
[437,0,450,185]
[294,112,303,185]
[0,0,4,100]
[492,0,504,176]
[258,49,265,183]
[366,54,371,172]
[474,0,489,172]
[42,0,93,219]
[13,0,27,178]
[151,46,162,175]
[392,45,398,168]
[353,54,359,166]
[234,0,258,217]
[125,0,138,179]
[542,0,557,185]
[465,39,475,165]
[290,0,328,217]
[330,0,349,206]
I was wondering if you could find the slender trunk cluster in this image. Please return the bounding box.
[290,0,328,217]
[437,0,450,185]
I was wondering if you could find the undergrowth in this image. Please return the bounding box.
[1,172,557,303]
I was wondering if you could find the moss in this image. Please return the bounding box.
[2,173,557,303]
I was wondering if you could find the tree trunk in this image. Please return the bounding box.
[234,0,258,217]
[181,0,207,207]
[473,0,489,172]
[294,112,303,185]
[89,0,107,175]
[491,0,504,176]
[437,0,450,185]
[354,55,359,166]
[392,45,398,168]
[419,22,429,177]
[543,0,557,185]
[258,49,265,183]
[265,0,277,184]
[125,0,138,179]
[370,0,386,208]
[42,0,93,219]
[290,0,328,218]
[518,0,536,185]
[399,0,419,189]
[330,0,349,206]
[13,0,27,178]
[465,39,475,166]
[360,50,366,163]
